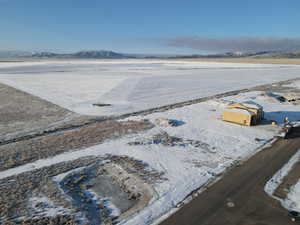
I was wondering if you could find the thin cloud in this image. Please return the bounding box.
[162,36,300,52]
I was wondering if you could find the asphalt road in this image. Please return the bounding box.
[160,128,300,225]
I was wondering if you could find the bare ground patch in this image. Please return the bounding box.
[0,82,88,141]
[0,156,165,225]
[273,161,300,200]
[0,120,153,171]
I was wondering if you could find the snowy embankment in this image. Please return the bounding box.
[1,88,300,224]
[265,150,300,212]
[286,181,300,212]
[265,151,300,197]
[0,60,300,116]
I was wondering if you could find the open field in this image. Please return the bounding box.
[1,85,299,224]
[0,82,86,141]
[1,57,300,65]
[1,60,300,116]
[1,60,300,225]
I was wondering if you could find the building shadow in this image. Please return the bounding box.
[264,111,300,139]
[264,111,300,125]
[169,119,185,127]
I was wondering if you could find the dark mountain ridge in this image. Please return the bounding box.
[1,50,300,59]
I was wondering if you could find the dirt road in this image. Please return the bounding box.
[160,130,300,225]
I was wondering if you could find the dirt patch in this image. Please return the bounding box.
[0,120,153,171]
[1,215,77,225]
[128,131,215,152]
[57,162,139,225]
[0,82,86,140]
[102,162,155,222]
[253,79,300,94]
[0,156,164,225]
[273,161,300,199]
[0,157,96,224]
[92,103,112,107]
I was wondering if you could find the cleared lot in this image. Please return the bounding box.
[1,60,300,225]
[0,83,82,141]
[2,80,300,225]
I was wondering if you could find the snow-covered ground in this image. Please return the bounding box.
[0,60,300,116]
[1,60,300,224]
[286,180,300,212]
[1,88,300,224]
[265,150,300,196]
[265,150,300,212]
[28,195,71,218]
[264,143,300,214]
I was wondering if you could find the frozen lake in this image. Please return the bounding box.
[0,60,300,116]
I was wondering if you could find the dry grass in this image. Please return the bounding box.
[173,58,300,65]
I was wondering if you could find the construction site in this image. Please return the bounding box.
[0,60,300,225]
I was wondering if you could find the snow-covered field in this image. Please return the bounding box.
[1,87,300,224]
[0,60,300,116]
[265,150,300,212]
[1,60,300,224]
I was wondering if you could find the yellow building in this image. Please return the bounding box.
[222,101,263,126]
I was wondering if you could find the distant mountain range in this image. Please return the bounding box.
[32,50,128,59]
[0,50,130,59]
[0,50,33,58]
[0,50,300,59]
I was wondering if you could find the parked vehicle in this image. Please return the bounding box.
[288,211,300,222]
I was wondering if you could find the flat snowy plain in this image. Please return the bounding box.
[1,60,300,224]
[1,60,300,116]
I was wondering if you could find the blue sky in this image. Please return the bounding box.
[1,0,300,54]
